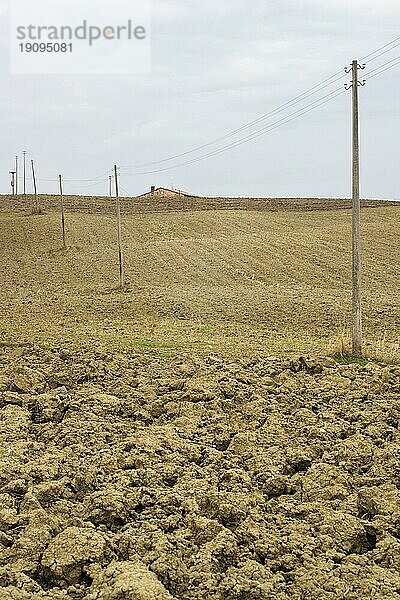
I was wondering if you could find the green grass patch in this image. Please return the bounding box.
[332,354,370,366]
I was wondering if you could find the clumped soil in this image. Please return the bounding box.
[1,347,400,599]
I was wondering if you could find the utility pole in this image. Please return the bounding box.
[59,174,66,249]
[345,60,365,356]
[114,165,125,289]
[23,151,27,195]
[31,159,39,213]
[9,171,16,195]
[109,175,112,197]
[15,156,19,195]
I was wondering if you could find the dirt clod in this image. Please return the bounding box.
[1,347,400,599]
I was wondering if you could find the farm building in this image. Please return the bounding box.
[139,186,192,199]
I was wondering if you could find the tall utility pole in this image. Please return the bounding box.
[345,60,365,356]
[15,156,19,195]
[114,165,125,289]
[31,159,39,213]
[59,174,66,249]
[23,151,27,195]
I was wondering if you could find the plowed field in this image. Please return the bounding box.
[1,347,400,600]
[0,196,398,358]
[1,196,400,599]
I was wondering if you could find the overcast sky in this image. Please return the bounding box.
[1,0,399,198]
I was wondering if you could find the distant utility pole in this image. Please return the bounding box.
[114,164,125,289]
[345,60,365,356]
[9,171,16,195]
[15,156,19,195]
[59,174,66,249]
[31,159,39,213]
[23,151,27,195]
[109,175,112,197]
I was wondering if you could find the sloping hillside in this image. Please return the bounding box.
[0,202,398,359]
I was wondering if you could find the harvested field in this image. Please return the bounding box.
[1,346,400,599]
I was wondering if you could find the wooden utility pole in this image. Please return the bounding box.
[345,60,365,356]
[109,175,112,197]
[9,171,16,195]
[59,174,66,249]
[31,159,39,213]
[15,156,18,195]
[23,151,27,195]
[114,164,125,289]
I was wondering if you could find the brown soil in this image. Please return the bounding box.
[1,194,397,216]
[0,203,399,360]
[1,346,400,599]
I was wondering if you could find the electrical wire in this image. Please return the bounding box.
[68,180,106,190]
[365,58,400,81]
[127,53,400,176]
[364,55,400,78]
[122,89,346,176]
[119,186,131,196]
[62,171,110,182]
[362,42,400,65]
[121,72,346,171]
[121,34,400,172]
[11,34,400,187]
[361,35,400,61]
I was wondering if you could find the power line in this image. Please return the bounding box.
[119,185,131,196]
[69,180,106,190]
[120,53,400,177]
[120,35,400,173]
[32,171,110,183]
[10,34,400,189]
[362,42,400,65]
[122,89,346,176]
[63,171,110,182]
[361,35,400,61]
[365,58,400,81]
[122,72,346,171]
[364,54,400,78]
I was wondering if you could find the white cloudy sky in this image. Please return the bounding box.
[1,0,400,198]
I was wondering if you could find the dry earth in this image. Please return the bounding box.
[0,196,399,598]
[0,196,399,359]
[1,194,397,215]
[1,346,400,599]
